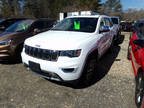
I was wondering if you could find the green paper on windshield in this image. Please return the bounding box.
[22,24,26,31]
[74,21,80,30]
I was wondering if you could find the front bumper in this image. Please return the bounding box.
[21,51,85,81]
[0,45,11,58]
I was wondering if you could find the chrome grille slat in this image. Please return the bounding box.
[25,45,58,61]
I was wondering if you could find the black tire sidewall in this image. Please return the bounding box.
[135,72,144,107]
[82,57,97,85]
[127,44,130,60]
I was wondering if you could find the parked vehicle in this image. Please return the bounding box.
[128,20,144,108]
[120,21,127,31]
[120,21,133,32]
[111,16,121,43]
[132,19,144,33]
[126,22,133,32]
[0,18,26,33]
[0,18,56,60]
[21,15,115,85]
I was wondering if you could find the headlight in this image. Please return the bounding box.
[0,40,11,45]
[59,49,81,57]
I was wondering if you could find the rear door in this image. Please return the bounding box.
[98,17,111,57]
[130,33,140,75]
[105,18,114,45]
[102,18,112,51]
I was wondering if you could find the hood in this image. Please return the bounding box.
[25,30,93,50]
[0,32,19,41]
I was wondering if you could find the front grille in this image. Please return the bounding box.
[25,45,59,61]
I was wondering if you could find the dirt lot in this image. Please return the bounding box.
[0,32,136,108]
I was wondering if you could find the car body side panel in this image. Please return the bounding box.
[129,32,143,76]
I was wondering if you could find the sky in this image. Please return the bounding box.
[101,0,144,10]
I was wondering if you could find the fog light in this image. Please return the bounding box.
[62,68,75,73]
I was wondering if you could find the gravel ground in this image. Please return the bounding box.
[0,32,136,108]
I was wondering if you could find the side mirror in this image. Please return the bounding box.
[133,39,144,47]
[100,26,110,33]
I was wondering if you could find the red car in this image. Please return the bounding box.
[128,22,144,108]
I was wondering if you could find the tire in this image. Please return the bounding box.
[127,51,130,60]
[119,31,121,35]
[12,44,23,62]
[115,31,121,45]
[109,39,114,53]
[82,56,97,85]
[127,46,130,60]
[135,71,144,108]
[114,35,119,45]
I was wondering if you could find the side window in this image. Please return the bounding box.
[108,18,113,27]
[137,23,144,39]
[99,18,111,33]
[104,18,110,27]
[99,19,105,33]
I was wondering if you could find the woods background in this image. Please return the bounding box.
[0,0,142,21]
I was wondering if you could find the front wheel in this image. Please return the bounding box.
[135,71,144,108]
[82,56,98,85]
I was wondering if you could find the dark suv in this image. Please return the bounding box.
[0,18,56,60]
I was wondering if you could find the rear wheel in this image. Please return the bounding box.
[114,35,119,45]
[109,38,114,53]
[127,44,130,60]
[135,71,144,108]
[127,50,130,60]
[114,31,121,45]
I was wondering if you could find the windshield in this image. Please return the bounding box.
[5,20,34,32]
[111,18,118,24]
[137,22,144,39]
[51,18,98,33]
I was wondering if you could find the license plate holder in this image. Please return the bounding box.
[29,61,41,72]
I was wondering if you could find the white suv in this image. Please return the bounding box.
[21,15,114,84]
